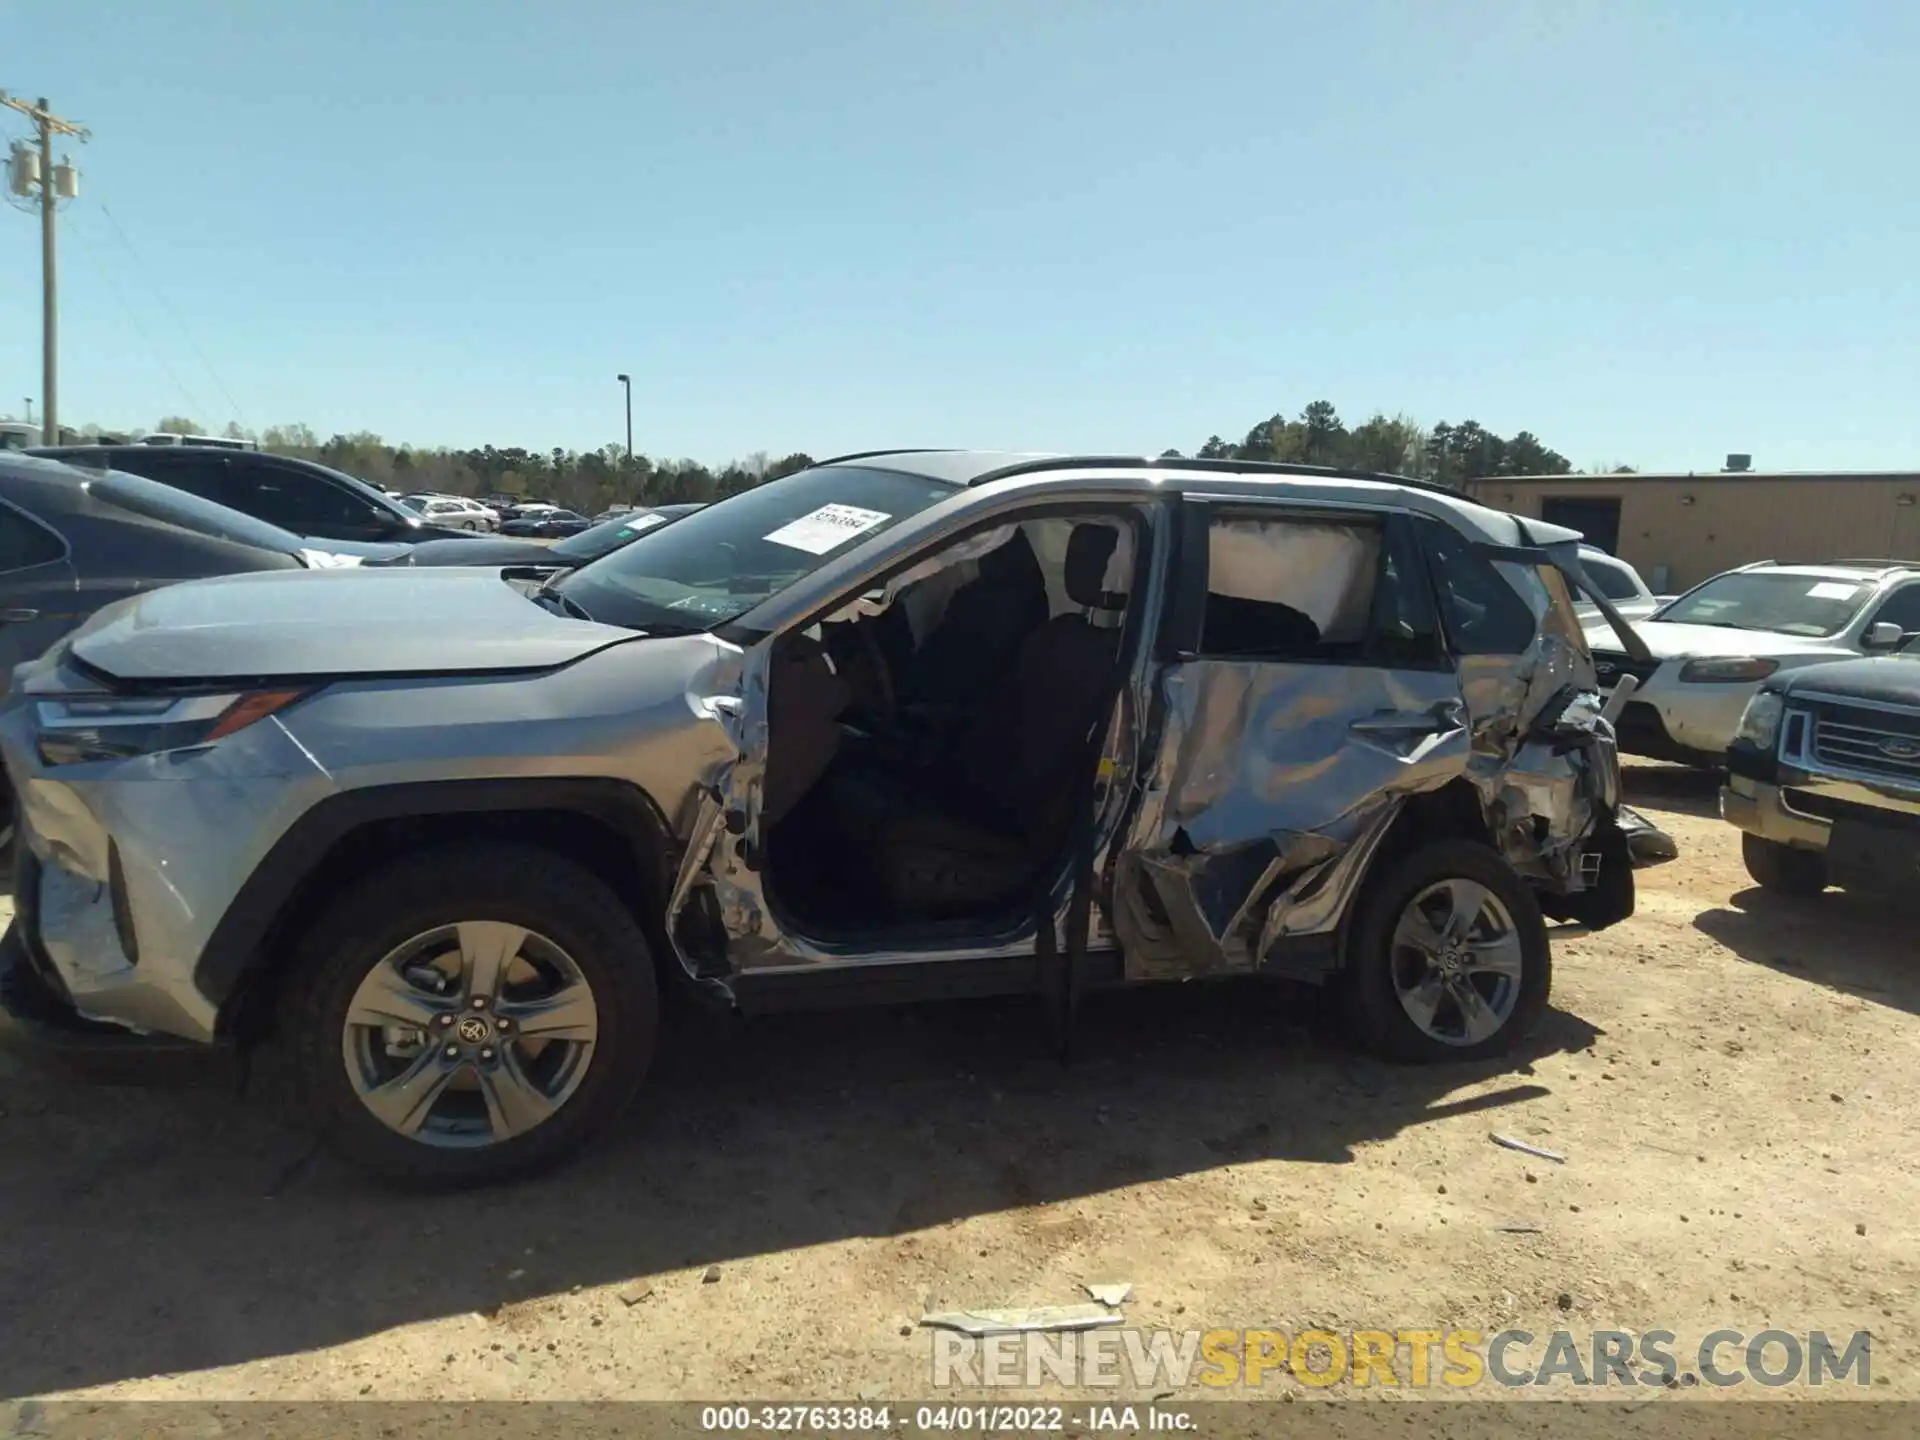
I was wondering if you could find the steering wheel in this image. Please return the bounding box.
[854,618,898,737]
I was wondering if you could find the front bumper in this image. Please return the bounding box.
[0,699,333,1045]
[1722,771,1920,892]
[1608,673,1760,763]
[1720,773,1833,851]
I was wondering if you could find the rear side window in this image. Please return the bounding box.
[227,464,374,531]
[88,469,301,555]
[1418,519,1539,655]
[1195,514,1441,665]
[111,449,230,502]
[0,500,67,572]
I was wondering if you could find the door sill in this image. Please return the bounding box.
[731,950,1126,1015]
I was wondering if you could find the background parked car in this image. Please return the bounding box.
[370,503,704,570]
[1721,642,1920,897]
[0,453,367,843]
[1572,546,1669,626]
[499,507,592,538]
[31,444,481,545]
[404,495,498,531]
[1586,558,1920,764]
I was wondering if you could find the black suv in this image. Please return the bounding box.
[30,445,474,545]
[1722,649,1920,896]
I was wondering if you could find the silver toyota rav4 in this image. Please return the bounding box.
[0,451,1659,1186]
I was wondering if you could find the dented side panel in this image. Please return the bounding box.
[1109,661,1470,978]
[1109,569,1627,982]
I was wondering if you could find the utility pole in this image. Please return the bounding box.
[615,373,633,458]
[3,92,89,443]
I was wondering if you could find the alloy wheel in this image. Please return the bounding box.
[341,921,599,1148]
[1388,878,1525,1047]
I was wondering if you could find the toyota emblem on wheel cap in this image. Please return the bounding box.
[456,1016,491,1044]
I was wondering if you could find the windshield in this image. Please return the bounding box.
[1655,571,1874,638]
[556,466,957,629]
[87,467,301,556]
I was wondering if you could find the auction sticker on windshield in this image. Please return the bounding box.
[764,504,891,555]
[1807,582,1861,600]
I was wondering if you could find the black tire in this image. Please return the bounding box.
[1343,839,1551,1064]
[1741,833,1828,897]
[279,841,658,1188]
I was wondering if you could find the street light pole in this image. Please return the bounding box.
[615,373,632,460]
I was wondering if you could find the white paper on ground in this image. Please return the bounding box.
[764,504,891,555]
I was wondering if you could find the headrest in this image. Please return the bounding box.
[1064,523,1124,610]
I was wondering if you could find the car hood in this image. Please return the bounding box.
[367,536,570,569]
[1584,619,1854,660]
[1772,654,1920,706]
[66,568,637,683]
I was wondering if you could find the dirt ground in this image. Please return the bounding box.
[0,762,1914,1404]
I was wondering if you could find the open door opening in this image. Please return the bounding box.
[754,512,1142,942]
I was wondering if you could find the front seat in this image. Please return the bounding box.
[874,522,1128,920]
[898,529,1049,710]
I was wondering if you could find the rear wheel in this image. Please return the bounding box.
[1741,834,1827,897]
[1344,840,1550,1063]
[281,842,657,1187]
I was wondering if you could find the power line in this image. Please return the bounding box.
[62,208,209,423]
[95,200,249,432]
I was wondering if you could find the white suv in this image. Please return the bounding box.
[1585,559,1920,764]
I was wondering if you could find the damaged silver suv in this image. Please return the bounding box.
[0,451,1661,1185]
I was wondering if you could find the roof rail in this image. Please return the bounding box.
[814,447,957,468]
[1732,558,1778,571]
[964,453,1468,500]
[1823,558,1918,569]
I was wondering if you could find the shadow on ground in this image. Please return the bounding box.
[1620,763,1722,820]
[0,982,1598,1397]
[1694,885,1918,1016]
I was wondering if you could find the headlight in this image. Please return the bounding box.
[1678,656,1781,683]
[1735,690,1785,750]
[35,689,309,766]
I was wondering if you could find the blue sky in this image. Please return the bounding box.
[3,1,1915,470]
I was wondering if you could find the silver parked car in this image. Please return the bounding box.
[0,451,1661,1185]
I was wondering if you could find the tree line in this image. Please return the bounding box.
[124,401,1605,514]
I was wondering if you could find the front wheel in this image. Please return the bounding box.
[1741,834,1827,897]
[281,842,658,1187]
[1344,840,1550,1063]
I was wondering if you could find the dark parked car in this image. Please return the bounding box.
[0,453,357,842]
[499,507,591,538]
[30,445,480,545]
[376,503,704,570]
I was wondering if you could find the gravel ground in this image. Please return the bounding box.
[0,763,1913,1404]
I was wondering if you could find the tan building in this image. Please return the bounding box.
[1465,469,1920,593]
